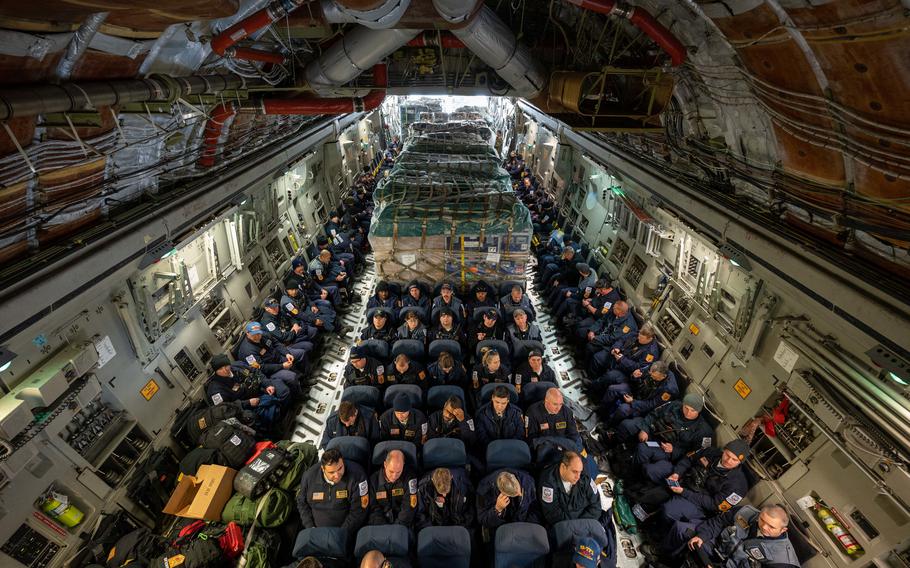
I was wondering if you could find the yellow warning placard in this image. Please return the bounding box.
[734,378,751,399]
[141,379,159,401]
[689,323,700,335]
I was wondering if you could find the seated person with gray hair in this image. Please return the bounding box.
[476,468,539,531]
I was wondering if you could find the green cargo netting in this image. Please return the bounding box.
[370,120,532,288]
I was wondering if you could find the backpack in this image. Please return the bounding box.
[178,448,225,476]
[126,448,180,523]
[147,538,223,568]
[199,421,256,469]
[105,528,163,568]
[186,404,246,446]
[243,529,281,568]
[274,440,318,491]
[234,447,289,499]
[171,400,208,450]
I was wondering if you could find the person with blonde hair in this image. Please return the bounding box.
[415,467,474,530]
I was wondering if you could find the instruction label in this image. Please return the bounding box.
[141,379,160,401]
[734,378,752,399]
[773,341,799,373]
[93,335,117,367]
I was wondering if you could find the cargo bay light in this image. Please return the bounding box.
[0,93,908,568]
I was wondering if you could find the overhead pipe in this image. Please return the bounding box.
[262,63,387,114]
[304,26,418,95]
[563,0,686,66]
[54,11,109,82]
[321,0,413,28]
[0,74,248,121]
[431,0,547,98]
[197,102,238,169]
[210,0,307,59]
[406,31,465,48]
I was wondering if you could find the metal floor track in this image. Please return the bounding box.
[291,255,646,566]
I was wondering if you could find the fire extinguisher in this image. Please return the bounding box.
[814,503,863,557]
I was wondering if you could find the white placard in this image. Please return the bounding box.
[399,253,416,266]
[486,252,501,263]
[93,336,116,368]
[187,264,200,286]
[773,341,799,373]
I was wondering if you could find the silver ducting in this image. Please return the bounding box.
[55,12,109,82]
[321,0,411,28]
[432,1,547,98]
[303,27,418,95]
[0,74,247,121]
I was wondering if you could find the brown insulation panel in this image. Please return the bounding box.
[37,158,106,206]
[0,117,36,155]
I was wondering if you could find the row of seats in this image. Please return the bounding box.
[358,338,544,366]
[341,381,552,414]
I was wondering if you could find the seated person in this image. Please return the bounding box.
[538,451,602,526]
[476,469,538,531]
[428,307,464,345]
[426,395,475,446]
[360,550,388,568]
[367,281,399,317]
[573,280,621,340]
[320,400,377,449]
[465,281,496,316]
[378,394,428,447]
[261,297,315,354]
[432,282,465,321]
[288,257,341,307]
[677,505,799,566]
[360,308,396,345]
[401,281,430,311]
[237,322,303,398]
[526,387,581,450]
[415,467,474,530]
[476,385,525,447]
[471,348,512,396]
[580,300,636,359]
[384,353,427,390]
[590,323,660,387]
[506,309,543,344]
[368,449,418,527]
[206,354,284,430]
[572,537,605,568]
[343,345,386,388]
[468,308,505,360]
[601,360,679,428]
[551,263,597,316]
[427,351,468,390]
[396,310,428,343]
[629,439,750,525]
[513,348,556,387]
[618,394,714,475]
[297,449,369,535]
[500,285,536,321]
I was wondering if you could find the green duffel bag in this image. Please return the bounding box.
[221,488,291,528]
[275,440,317,492]
[242,529,280,568]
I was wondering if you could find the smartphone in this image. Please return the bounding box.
[667,479,681,488]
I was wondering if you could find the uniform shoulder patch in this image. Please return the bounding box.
[542,486,554,503]
[725,492,743,505]
[211,393,223,405]
[748,547,765,561]
[421,422,428,436]
[359,480,369,497]
[265,322,276,332]
[622,326,630,333]
[645,354,654,362]
[466,419,474,431]
[601,306,609,314]
[409,479,417,494]
[702,437,712,449]
[376,365,385,375]
[661,392,671,401]
[245,354,258,365]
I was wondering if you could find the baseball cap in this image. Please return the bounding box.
[483,309,498,320]
[440,282,453,291]
[264,298,279,308]
[573,537,602,568]
[291,258,306,269]
[245,322,263,336]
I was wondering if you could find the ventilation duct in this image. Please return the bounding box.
[321,0,412,28]
[431,0,546,98]
[303,27,418,95]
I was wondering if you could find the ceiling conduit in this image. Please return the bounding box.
[210,0,309,63]
[431,0,547,98]
[0,74,247,121]
[406,31,465,48]
[262,63,387,114]
[303,26,418,95]
[196,102,240,169]
[563,0,686,66]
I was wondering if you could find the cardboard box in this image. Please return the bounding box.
[163,465,236,520]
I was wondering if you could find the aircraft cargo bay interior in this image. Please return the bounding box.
[0,2,908,568]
